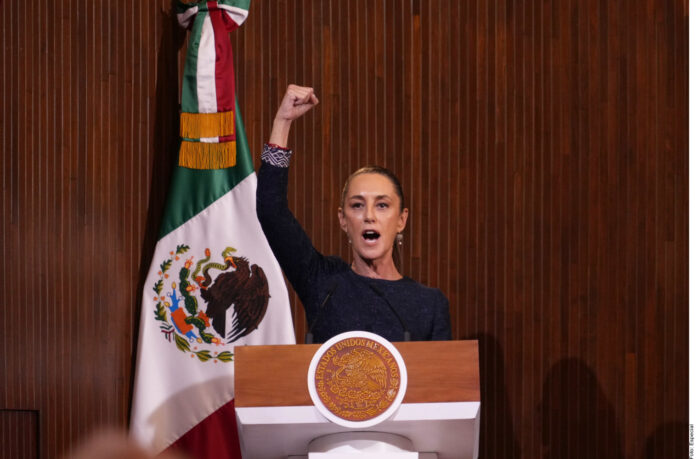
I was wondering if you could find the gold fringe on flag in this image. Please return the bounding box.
[178,141,237,170]
[180,110,235,139]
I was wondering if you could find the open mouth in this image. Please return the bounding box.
[362,230,381,241]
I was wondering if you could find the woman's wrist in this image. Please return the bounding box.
[261,143,293,168]
[268,118,292,148]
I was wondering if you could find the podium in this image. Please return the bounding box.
[234,340,480,459]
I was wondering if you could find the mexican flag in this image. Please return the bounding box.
[130,1,295,457]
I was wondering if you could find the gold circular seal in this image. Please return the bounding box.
[313,335,402,422]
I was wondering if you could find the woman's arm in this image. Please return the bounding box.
[257,85,322,302]
[431,291,453,340]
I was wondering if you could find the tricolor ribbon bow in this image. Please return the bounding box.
[175,0,250,169]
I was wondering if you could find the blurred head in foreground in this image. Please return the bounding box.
[66,429,188,459]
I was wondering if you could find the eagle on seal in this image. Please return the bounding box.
[200,256,270,343]
[332,348,388,391]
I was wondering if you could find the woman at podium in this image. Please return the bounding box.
[257,85,452,343]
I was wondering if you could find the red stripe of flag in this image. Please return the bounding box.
[165,399,242,459]
[209,1,236,112]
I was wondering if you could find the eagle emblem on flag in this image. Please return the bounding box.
[152,244,270,363]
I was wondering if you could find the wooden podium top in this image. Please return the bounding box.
[234,340,479,407]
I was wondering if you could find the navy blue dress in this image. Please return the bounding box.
[256,161,452,343]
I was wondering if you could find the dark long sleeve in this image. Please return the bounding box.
[431,291,453,340]
[256,161,342,305]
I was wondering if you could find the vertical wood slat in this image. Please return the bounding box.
[0,1,687,458]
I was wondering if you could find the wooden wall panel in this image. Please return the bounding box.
[0,1,177,457]
[0,1,687,458]
[0,410,39,459]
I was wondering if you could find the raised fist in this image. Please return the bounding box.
[274,84,319,122]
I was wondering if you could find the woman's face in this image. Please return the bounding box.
[338,172,408,264]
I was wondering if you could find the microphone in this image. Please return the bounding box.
[305,282,338,344]
[367,283,411,342]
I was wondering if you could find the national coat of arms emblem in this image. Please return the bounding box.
[307,331,408,428]
[152,244,270,363]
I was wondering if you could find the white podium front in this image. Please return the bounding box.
[234,341,480,459]
[307,432,420,458]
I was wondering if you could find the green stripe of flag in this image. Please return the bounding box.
[159,99,254,239]
[218,0,251,9]
[181,11,205,113]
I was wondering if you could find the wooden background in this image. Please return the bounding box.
[0,0,687,458]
